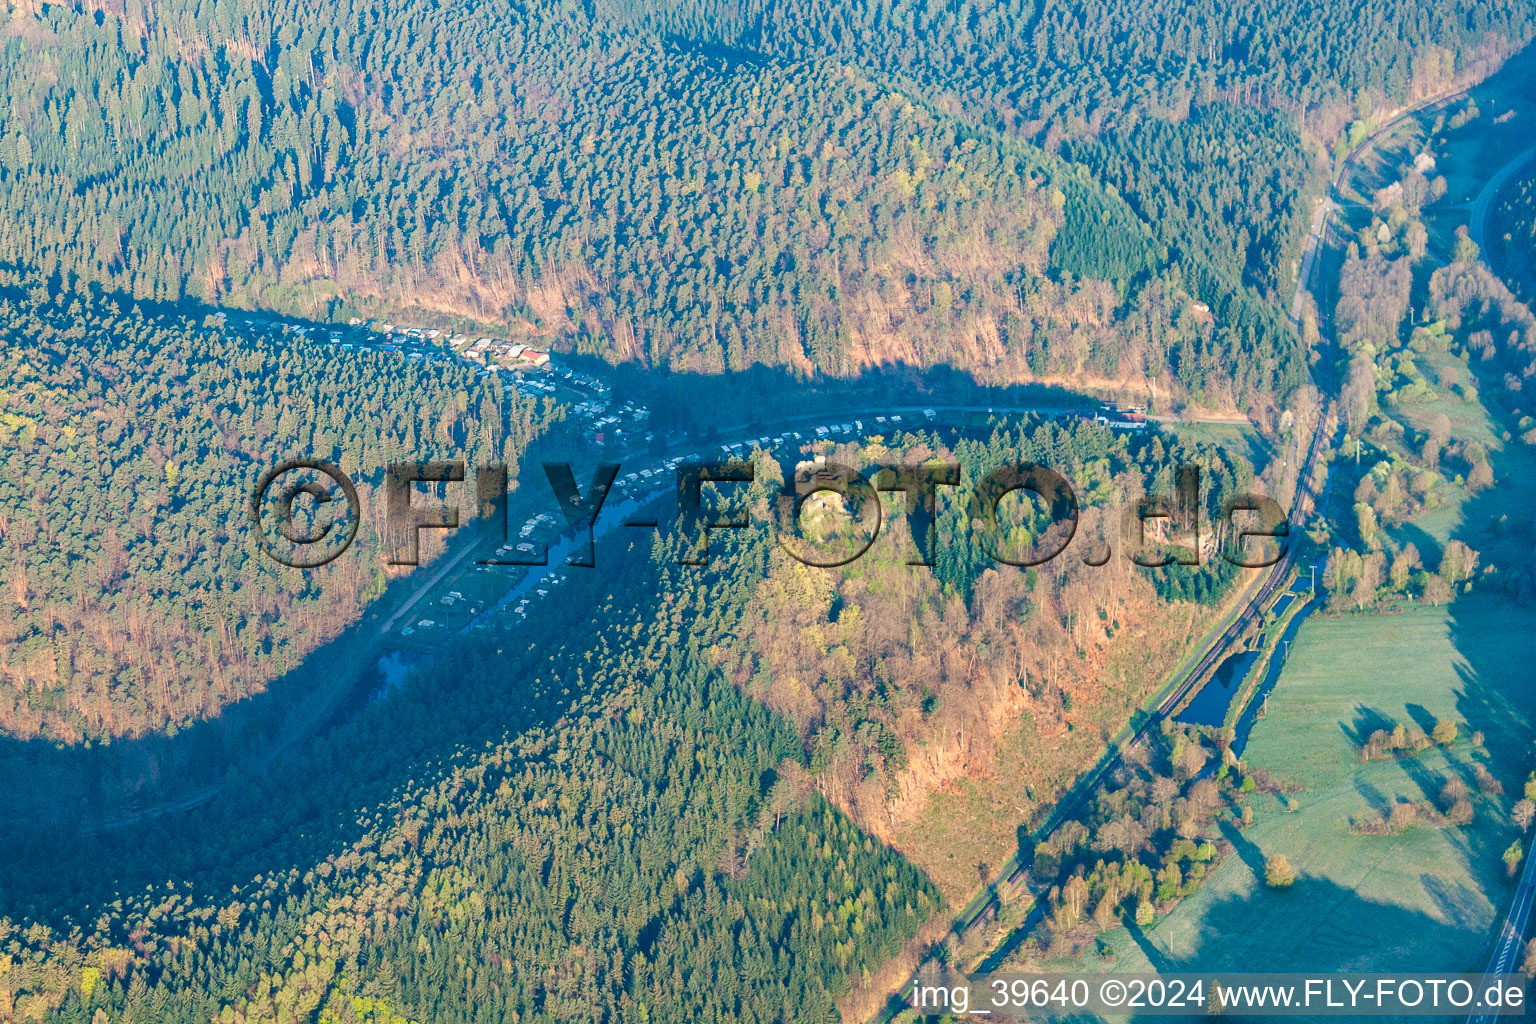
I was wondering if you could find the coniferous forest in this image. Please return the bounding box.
[0,275,550,742]
[2,0,1535,1020]
[8,0,1520,394]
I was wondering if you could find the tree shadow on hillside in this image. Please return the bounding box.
[1218,818,1267,878]
[1353,778,1392,817]
[1149,390,1536,991]
[1443,366,1536,806]
[1404,702,1438,735]
[1411,346,1536,973]
[1339,704,1396,749]
[1115,801,1504,1012]
[1119,870,1501,1020]
[1421,871,1493,932]
[0,351,1105,927]
[1399,756,1449,805]
[1395,520,1445,565]
[1123,919,1177,974]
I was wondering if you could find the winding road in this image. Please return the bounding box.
[1468,146,1535,257]
[72,397,1249,834]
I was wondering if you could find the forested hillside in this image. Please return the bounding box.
[5,0,1536,1019]
[718,424,1265,902]
[1071,106,1317,303]
[6,0,1459,401]
[0,414,1288,1023]
[18,0,1501,741]
[638,0,1530,298]
[0,412,1285,1022]
[0,487,938,1024]
[0,278,549,741]
[1495,168,1536,304]
[3,0,1522,396]
[637,0,1524,140]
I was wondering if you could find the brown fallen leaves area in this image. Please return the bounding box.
[719,515,1228,904]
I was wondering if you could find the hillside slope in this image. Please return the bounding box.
[0,0,1309,402]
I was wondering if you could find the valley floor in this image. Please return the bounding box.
[1071,596,1536,975]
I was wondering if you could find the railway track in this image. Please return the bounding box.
[950,405,1332,944]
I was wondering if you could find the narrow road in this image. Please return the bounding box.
[378,530,487,636]
[1292,85,1471,332]
[1468,839,1536,1024]
[1336,89,1469,203]
[1468,145,1535,257]
[1290,196,1335,330]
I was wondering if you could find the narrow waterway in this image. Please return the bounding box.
[1176,591,1300,728]
[1232,595,1318,755]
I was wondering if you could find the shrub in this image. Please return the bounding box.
[1476,764,1505,797]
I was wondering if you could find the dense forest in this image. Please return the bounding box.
[11,0,1522,400]
[637,0,1526,142]
[638,0,1530,296]
[0,415,1282,1022]
[1071,106,1319,304]
[4,0,1536,1019]
[2,0,1524,398]
[712,423,1264,905]
[0,277,550,741]
[0,486,942,1024]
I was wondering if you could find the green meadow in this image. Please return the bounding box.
[1069,320,1536,979]
[1076,596,1536,975]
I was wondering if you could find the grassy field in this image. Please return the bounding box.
[1074,596,1536,974]
[1058,289,1536,979]
[1167,421,1269,464]
[1064,398,1536,981]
